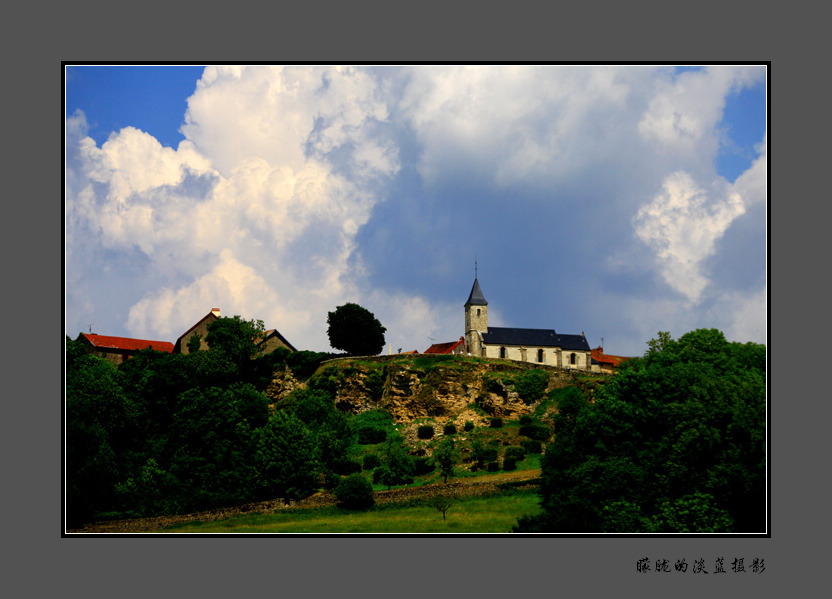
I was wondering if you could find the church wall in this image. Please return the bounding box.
[483,343,591,370]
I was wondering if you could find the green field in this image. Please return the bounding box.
[160,488,542,534]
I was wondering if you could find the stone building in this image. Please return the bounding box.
[463,278,592,370]
[173,308,221,354]
[257,328,298,355]
[77,333,174,365]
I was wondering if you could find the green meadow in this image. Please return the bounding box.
[160,487,542,534]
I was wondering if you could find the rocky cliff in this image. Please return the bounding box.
[265,354,607,425]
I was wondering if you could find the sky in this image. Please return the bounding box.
[64,64,767,357]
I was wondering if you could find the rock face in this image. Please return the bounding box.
[268,355,603,424]
[264,366,303,402]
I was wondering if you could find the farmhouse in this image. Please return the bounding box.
[173,308,222,354]
[77,333,174,365]
[463,277,592,370]
[257,328,298,354]
[173,307,297,356]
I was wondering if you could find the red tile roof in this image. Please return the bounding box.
[424,337,466,354]
[591,346,629,367]
[81,333,174,354]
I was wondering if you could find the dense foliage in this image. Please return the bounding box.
[335,473,375,510]
[326,302,387,356]
[514,329,766,533]
[65,330,344,527]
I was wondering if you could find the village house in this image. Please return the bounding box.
[424,337,467,355]
[173,308,297,356]
[173,308,222,354]
[257,328,298,355]
[591,346,629,373]
[463,277,593,370]
[77,333,174,365]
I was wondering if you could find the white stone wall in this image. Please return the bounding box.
[483,344,591,370]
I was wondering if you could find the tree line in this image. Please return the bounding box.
[514,329,766,533]
[65,305,389,527]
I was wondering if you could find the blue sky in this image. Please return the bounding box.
[65,65,767,356]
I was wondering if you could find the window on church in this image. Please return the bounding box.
[477,309,481,317]
[500,347,506,359]
[538,349,544,363]
[570,353,576,365]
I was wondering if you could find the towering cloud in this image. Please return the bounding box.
[66,65,766,355]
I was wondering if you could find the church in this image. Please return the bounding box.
[464,277,593,370]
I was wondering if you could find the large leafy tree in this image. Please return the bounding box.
[66,347,138,526]
[515,329,766,533]
[255,411,320,503]
[205,315,266,366]
[326,303,386,356]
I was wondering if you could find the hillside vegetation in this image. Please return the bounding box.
[66,334,601,529]
[66,326,765,534]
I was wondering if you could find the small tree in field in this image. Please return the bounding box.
[426,494,456,520]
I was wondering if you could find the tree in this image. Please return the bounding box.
[426,493,456,520]
[334,473,375,510]
[431,437,460,483]
[374,435,414,490]
[326,303,386,356]
[205,316,265,366]
[255,411,320,503]
[66,352,138,526]
[515,329,766,533]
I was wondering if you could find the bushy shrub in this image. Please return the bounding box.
[443,423,457,435]
[335,473,375,510]
[355,425,387,445]
[518,415,534,426]
[503,457,517,471]
[519,423,551,441]
[514,370,548,404]
[489,417,503,428]
[412,456,435,476]
[333,459,362,475]
[487,461,500,472]
[505,446,526,462]
[362,454,380,470]
[474,447,499,465]
[521,439,543,454]
[463,421,475,432]
[417,424,435,439]
[365,368,386,401]
[373,466,414,487]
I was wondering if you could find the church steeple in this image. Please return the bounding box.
[465,275,488,356]
[465,277,488,307]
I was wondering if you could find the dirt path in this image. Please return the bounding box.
[67,469,541,534]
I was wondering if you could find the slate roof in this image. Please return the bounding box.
[482,327,590,350]
[465,278,488,306]
[81,333,174,354]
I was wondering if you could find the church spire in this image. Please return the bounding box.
[465,276,488,306]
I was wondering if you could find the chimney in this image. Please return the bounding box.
[211,308,221,316]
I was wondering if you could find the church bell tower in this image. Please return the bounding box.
[464,276,488,356]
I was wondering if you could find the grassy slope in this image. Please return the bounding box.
[161,487,543,534]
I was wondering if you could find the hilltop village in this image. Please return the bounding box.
[74,277,629,373]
